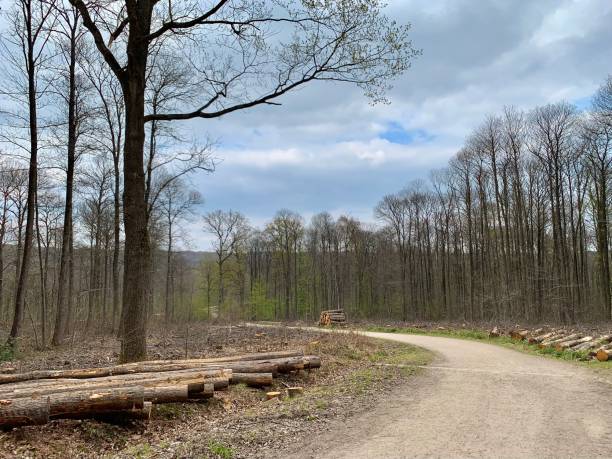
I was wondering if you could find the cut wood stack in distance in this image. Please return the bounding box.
[319,309,347,326]
[496,326,612,361]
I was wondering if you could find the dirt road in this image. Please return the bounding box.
[287,332,612,459]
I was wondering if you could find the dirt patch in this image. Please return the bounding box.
[0,324,432,458]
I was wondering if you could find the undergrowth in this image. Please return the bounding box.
[364,325,612,366]
[0,344,14,362]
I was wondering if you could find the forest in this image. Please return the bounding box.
[1,1,611,457]
[0,0,416,361]
[0,0,611,363]
[2,75,612,350]
[196,77,612,326]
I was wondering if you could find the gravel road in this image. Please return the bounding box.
[288,332,612,459]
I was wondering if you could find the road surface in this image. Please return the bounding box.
[288,331,612,459]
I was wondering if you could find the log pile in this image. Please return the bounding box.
[493,326,612,361]
[0,350,321,428]
[319,309,347,326]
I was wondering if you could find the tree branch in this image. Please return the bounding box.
[147,0,229,41]
[68,0,125,81]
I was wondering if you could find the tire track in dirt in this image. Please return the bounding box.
[287,332,612,459]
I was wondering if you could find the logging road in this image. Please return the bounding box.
[288,331,612,459]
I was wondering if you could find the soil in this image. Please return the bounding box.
[290,331,612,459]
[0,324,431,458]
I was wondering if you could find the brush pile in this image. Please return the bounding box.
[319,309,347,326]
[0,350,321,428]
[497,327,612,361]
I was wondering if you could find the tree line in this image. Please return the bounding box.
[0,0,415,360]
[201,76,612,325]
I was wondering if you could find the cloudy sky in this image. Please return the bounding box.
[185,0,612,249]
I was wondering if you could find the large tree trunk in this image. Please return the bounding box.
[119,16,152,362]
[8,27,38,347]
[112,153,121,334]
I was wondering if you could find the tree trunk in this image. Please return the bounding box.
[8,26,38,347]
[119,20,151,362]
[53,24,77,346]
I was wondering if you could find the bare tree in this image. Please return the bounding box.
[266,210,303,319]
[68,0,417,361]
[0,160,20,321]
[0,0,55,347]
[157,178,202,323]
[203,209,249,310]
[582,85,612,318]
[375,192,410,321]
[84,55,125,334]
[50,1,92,345]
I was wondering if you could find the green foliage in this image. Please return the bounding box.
[207,440,234,459]
[365,325,489,340]
[367,326,606,364]
[494,337,592,361]
[126,443,153,459]
[0,344,14,362]
[250,280,276,320]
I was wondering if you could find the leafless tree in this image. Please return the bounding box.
[203,209,249,310]
[157,178,202,323]
[67,0,417,361]
[0,0,55,346]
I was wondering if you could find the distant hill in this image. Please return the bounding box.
[176,250,216,266]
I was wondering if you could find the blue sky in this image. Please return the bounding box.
[0,0,610,250]
[174,0,612,249]
[0,1,608,248]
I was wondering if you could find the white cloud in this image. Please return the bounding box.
[179,0,612,250]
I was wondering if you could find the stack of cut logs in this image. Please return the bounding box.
[0,350,320,428]
[502,327,612,361]
[319,309,347,326]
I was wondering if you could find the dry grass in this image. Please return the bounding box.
[0,324,432,459]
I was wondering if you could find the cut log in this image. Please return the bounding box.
[144,385,189,404]
[573,340,600,352]
[266,391,281,400]
[488,327,500,338]
[319,309,346,326]
[555,336,593,351]
[304,355,322,369]
[63,401,153,422]
[47,386,144,418]
[1,386,146,428]
[547,334,583,349]
[535,331,565,345]
[0,350,303,385]
[0,370,230,399]
[0,354,320,398]
[540,333,579,348]
[114,350,304,369]
[509,329,529,340]
[587,342,612,357]
[529,331,556,344]
[0,397,50,428]
[0,349,322,427]
[231,373,273,387]
[596,348,612,362]
[0,355,321,397]
[0,367,226,391]
[188,383,215,401]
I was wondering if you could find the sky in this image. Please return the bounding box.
[0,1,611,250]
[176,1,612,249]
